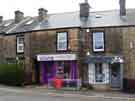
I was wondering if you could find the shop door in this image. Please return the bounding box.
[34,59,40,84]
[40,61,56,85]
[46,62,56,80]
[35,62,40,84]
[110,63,121,88]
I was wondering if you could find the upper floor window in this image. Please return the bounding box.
[17,36,24,53]
[92,32,105,52]
[57,32,68,51]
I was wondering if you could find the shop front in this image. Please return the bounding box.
[36,54,79,88]
[86,56,124,90]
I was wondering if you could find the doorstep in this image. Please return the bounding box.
[49,87,80,91]
[25,85,80,91]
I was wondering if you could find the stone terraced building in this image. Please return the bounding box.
[0,0,134,91]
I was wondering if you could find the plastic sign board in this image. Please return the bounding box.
[37,54,76,61]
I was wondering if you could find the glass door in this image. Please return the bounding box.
[110,63,121,88]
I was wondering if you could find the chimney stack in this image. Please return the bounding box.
[38,8,48,21]
[119,0,126,16]
[80,0,90,18]
[85,0,88,3]
[14,10,24,23]
[0,16,3,24]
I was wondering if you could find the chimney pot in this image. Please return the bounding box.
[38,8,48,21]
[0,16,3,23]
[119,0,126,16]
[14,10,24,23]
[80,2,90,19]
[85,0,88,3]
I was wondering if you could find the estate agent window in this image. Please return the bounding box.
[57,32,68,51]
[16,36,24,53]
[95,63,104,82]
[92,32,105,52]
[88,63,109,84]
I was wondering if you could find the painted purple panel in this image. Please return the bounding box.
[40,62,48,84]
[40,62,44,84]
[72,61,74,79]
[70,61,77,79]
[74,61,77,79]
[50,62,56,78]
[69,61,72,79]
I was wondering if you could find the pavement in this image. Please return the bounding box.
[0,85,134,101]
[24,85,135,97]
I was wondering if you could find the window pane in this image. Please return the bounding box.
[95,63,104,82]
[57,32,67,50]
[93,32,104,52]
[58,42,67,50]
[58,33,67,41]
[18,45,24,51]
[17,36,24,53]
[18,37,24,44]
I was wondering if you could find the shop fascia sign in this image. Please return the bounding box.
[37,54,76,61]
[111,56,124,63]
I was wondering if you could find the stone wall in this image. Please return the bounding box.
[28,28,80,56]
[24,28,80,83]
[80,27,123,82]
[122,27,135,80]
[3,35,16,59]
[82,26,135,90]
[1,26,135,87]
[0,35,4,63]
[82,28,123,55]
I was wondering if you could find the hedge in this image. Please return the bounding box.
[0,64,24,86]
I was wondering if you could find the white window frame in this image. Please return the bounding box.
[57,32,68,51]
[92,32,105,52]
[16,36,24,53]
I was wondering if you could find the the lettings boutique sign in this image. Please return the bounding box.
[37,54,76,61]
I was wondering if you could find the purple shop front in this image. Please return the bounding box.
[37,54,78,86]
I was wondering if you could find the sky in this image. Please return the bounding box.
[0,0,134,19]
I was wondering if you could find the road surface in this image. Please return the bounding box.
[0,86,133,101]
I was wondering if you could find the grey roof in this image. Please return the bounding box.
[87,9,135,27]
[2,9,135,34]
